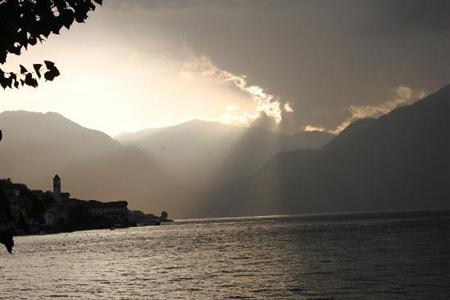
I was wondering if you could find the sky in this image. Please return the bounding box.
[1,0,449,136]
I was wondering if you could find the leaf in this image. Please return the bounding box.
[29,36,37,46]
[20,65,28,74]
[0,51,7,64]
[61,9,75,29]
[3,77,13,88]
[33,64,42,78]
[9,45,21,55]
[1,80,8,89]
[25,73,38,88]
[44,71,54,81]
[44,66,60,81]
[74,10,87,23]
[44,60,55,69]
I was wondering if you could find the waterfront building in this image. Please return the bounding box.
[85,200,128,224]
[2,175,130,233]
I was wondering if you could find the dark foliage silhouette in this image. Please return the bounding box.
[0,0,102,89]
[0,230,14,254]
[0,177,13,253]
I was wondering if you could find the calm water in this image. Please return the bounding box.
[1,210,449,299]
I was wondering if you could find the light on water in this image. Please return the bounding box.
[1,211,449,299]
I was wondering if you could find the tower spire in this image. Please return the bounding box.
[53,174,61,203]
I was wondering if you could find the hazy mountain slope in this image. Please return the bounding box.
[118,119,333,184]
[0,111,199,216]
[115,127,168,144]
[4,84,445,219]
[206,85,450,217]
[0,111,331,218]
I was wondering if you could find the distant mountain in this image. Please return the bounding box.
[0,111,198,217]
[4,85,446,219]
[115,127,167,144]
[204,85,450,217]
[118,119,333,185]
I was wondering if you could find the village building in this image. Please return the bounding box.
[42,175,71,227]
[85,200,128,224]
[4,183,29,226]
[1,175,130,233]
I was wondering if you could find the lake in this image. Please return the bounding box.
[1,210,449,299]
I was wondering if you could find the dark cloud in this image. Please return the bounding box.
[104,0,449,130]
[361,0,450,36]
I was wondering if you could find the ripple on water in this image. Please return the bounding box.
[1,211,449,299]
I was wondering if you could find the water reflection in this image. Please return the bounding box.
[1,211,449,299]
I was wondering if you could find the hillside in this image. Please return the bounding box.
[0,111,197,216]
[118,119,333,185]
[203,85,450,216]
[3,85,447,218]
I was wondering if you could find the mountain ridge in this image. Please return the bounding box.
[1,84,448,218]
[201,84,450,217]
[118,118,334,185]
[0,110,195,216]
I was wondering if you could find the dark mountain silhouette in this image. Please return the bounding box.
[0,111,198,216]
[204,85,450,216]
[118,119,333,185]
[0,111,332,218]
[2,85,447,218]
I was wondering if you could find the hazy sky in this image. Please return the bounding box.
[1,0,449,135]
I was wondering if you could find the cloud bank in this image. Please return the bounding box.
[179,50,293,127]
[304,86,426,134]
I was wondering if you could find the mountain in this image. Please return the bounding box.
[203,85,450,217]
[117,119,333,185]
[0,111,331,218]
[3,85,446,219]
[0,111,198,217]
[115,127,167,144]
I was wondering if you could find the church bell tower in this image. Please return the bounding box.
[53,174,61,203]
